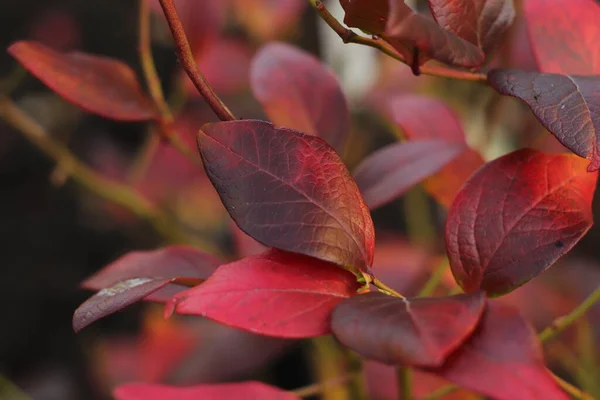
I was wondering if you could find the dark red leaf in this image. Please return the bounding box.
[353,140,465,210]
[340,0,389,35]
[428,0,515,58]
[445,149,597,296]
[524,0,600,75]
[332,291,485,367]
[165,250,361,338]
[73,277,174,332]
[114,381,300,400]
[7,41,158,121]
[386,2,485,68]
[388,96,485,207]
[81,246,221,303]
[250,42,349,153]
[428,301,569,400]
[488,69,600,171]
[197,120,375,274]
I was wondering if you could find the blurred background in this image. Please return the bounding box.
[1,0,600,399]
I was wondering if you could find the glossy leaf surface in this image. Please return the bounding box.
[198,120,374,273]
[489,69,600,171]
[353,140,465,210]
[250,42,349,153]
[446,149,596,295]
[166,250,360,338]
[73,278,174,332]
[332,291,485,367]
[428,0,515,57]
[429,301,569,400]
[525,0,600,75]
[8,41,158,121]
[114,381,299,400]
[389,95,485,207]
[386,1,485,68]
[81,246,221,302]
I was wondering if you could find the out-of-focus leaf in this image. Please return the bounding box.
[388,95,485,207]
[166,249,360,338]
[428,0,515,58]
[81,246,221,303]
[232,0,306,41]
[8,41,158,121]
[386,1,485,68]
[250,42,349,153]
[524,0,600,75]
[446,148,597,295]
[489,69,600,171]
[74,278,175,332]
[198,120,374,273]
[353,140,465,210]
[332,291,485,367]
[427,301,569,400]
[114,381,300,400]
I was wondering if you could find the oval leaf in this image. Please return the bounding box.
[73,277,174,332]
[488,69,600,171]
[353,140,465,210]
[428,301,569,400]
[197,120,375,273]
[388,95,485,207]
[386,2,485,68]
[8,41,158,121]
[114,381,300,400]
[332,291,485,367]
[428,0,516,58]
[250,42,349,153]
[81,246,221,302]
[165,250,361,338]
[524,0,600,75]
[446,148,597,296]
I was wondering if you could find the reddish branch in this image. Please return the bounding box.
[157,0,236,121]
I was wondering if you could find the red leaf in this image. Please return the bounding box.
[428,301,569,400]
[81,246,221,303]
[7,41,158,121]
[250,42,349,153]
[445,148,597,296]
[488,69,600,171]
[428,0,515,58]
[197,120,375,273]
[73,278,174,332]
[353,140,465,210]
[340,0,389,35]
[114,381,299,400]
[386,1,485,68]
[165,250,361,338]
[388,95,485,206]
[524,0,600,75]
[332,291,485,367]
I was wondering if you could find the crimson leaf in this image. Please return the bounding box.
[8,41,158,121]
[332,291,485,367]
[197,120,375,274]
[165,249,360,338]
[446,148,597,296]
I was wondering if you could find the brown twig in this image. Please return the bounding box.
[157,0,236,121]
[308,0,487,82]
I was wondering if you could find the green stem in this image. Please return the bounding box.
[418,259,449,297]
[421,384,458,400]
[373,277,404,298]
[397,366,413,400]
[539,286,600,343]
